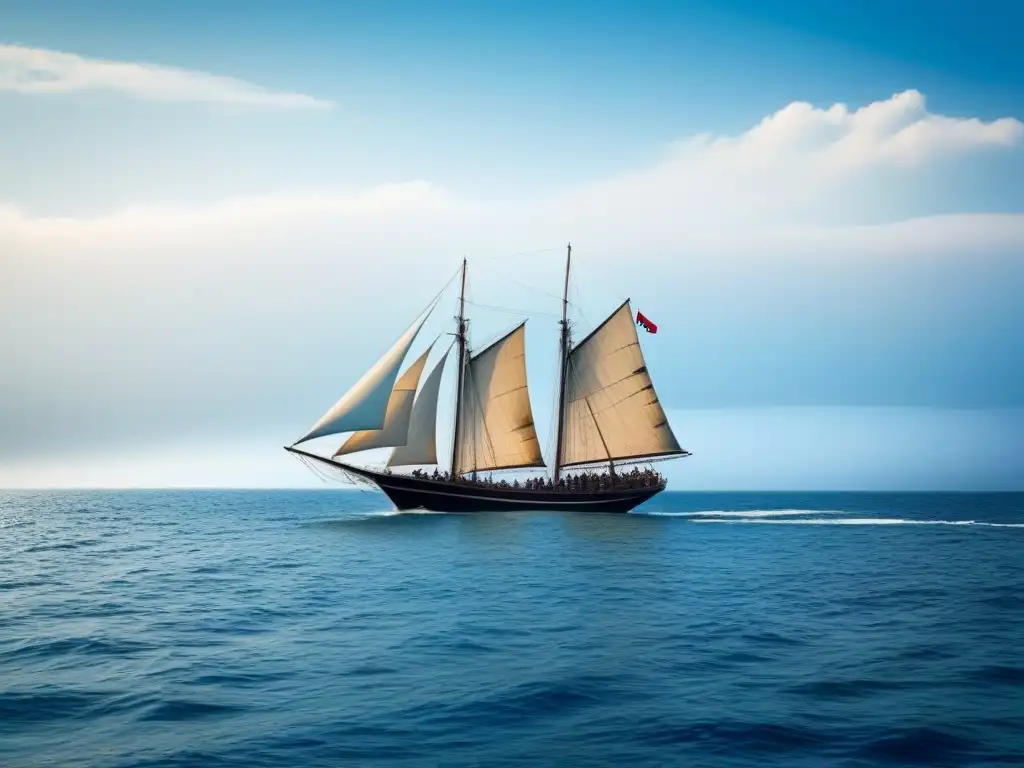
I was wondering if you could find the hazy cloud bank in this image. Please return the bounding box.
[0,43,332,108]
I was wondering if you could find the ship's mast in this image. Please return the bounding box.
[449,258,468,475]
[553,243,571,484]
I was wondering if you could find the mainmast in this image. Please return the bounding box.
[553,243,571,484]
[449,258,468,475]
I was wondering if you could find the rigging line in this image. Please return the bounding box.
[557,244,589,320]
[423,263,464,313]
[473,261,566,302]
[568,278,593,334]
[468,321,526,358]
[292,453,328,485]
[464,300,561,318]
[294,452,362,488]
[480,246,563,262]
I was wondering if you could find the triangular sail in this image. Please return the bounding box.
[558,300,684,468]
[454,323,545,474]
[387,348,450,467]
[334,343,435,457]
[293,300,436,446]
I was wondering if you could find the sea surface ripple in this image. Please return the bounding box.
[2,490,1022,767]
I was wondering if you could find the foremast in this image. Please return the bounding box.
[449,257,468,476]
[553,243,571,484]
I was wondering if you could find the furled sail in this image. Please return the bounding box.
[454,323,545,474]
[333,342,435,457]
[387,348,450,467]
[558,300,684,468]
[292,301,436,446]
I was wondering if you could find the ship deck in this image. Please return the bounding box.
[285,447,664,514]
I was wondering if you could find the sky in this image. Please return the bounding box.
[1,0,1023,489]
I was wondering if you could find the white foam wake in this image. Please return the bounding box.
[688,517,1024,527]
[640,509,844,518]
[374,508,453,516]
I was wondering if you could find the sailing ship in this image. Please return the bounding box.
[285,245,690,513]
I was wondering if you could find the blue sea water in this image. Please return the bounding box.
[1,490,1022,767]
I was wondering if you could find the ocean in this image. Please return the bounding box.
[1,490,1022,767]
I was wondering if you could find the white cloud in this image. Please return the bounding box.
[4,89,1017,257]
[0,43,332,108]
[544,90,1023,247]
[703,89,1022,169]
[0,181,458,245]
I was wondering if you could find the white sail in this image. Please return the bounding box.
[293,301,436,446]
[558,300,683,468]
[455,323,545,474]
[387,348,450,467]
[333,343,434,457]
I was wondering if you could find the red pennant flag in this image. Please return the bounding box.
[636,310,657,334]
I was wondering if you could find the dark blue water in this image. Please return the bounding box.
[2,490,1022,767]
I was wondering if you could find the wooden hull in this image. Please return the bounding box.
[286,447,662,513]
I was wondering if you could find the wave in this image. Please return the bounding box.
[310,508,454,526]
[333,507,456,517]
[2,636,156,662]
[0,517,34,530]
[639,508,844,518]
[139,699,242,722]
[382,508,453,516]
[855,726,983,764]
[688,517,1024,527]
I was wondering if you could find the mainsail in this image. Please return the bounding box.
[387,348,450,467]
[557,300,684,468]
[333,343,434,457]
[454,323,545,474]
[292,301,436,445]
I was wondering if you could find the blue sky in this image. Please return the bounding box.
[6,0,1024,211]
[1,1,1022,488]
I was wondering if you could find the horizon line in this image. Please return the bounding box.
[2,487,1023,494]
